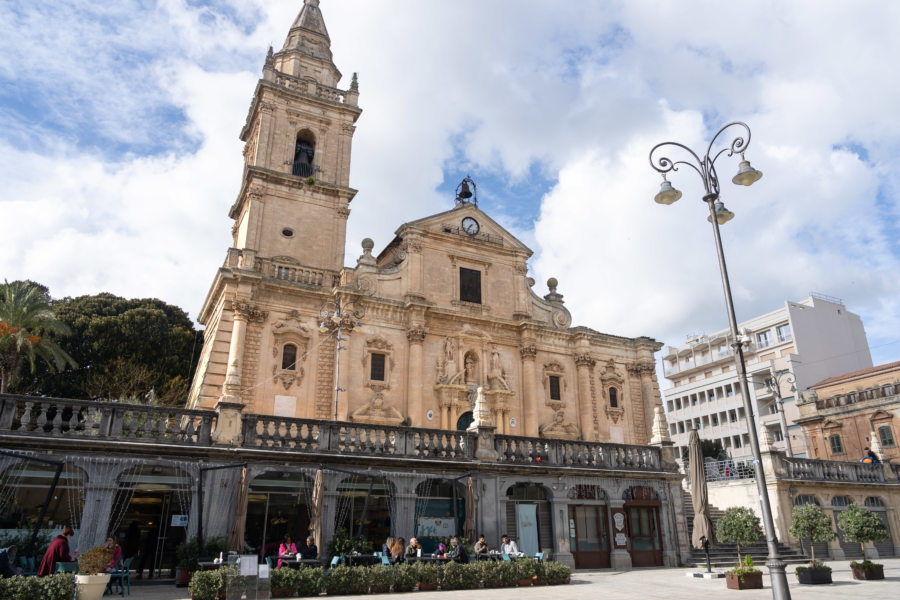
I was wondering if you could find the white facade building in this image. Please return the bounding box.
[661,294,872,462]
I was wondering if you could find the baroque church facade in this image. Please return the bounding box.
[186,1,663,451]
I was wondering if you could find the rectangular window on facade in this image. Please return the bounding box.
[879,425,896,447]
[776,323,792,343]
[549,375,561,401]
[829,434,844,454]
[773,429,784,442]
[370,352,386,381]
[757,330,771,348]
[459,267,482,304]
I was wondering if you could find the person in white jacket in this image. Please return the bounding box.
[500,534,522,557]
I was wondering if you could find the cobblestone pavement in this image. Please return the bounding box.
[125,558,900,600]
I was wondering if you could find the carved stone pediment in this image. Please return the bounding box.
[539,409,580,440]
[599,359,624,387]
[351,391,403,425]
[606,405,625,424]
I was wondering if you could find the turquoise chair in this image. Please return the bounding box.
[380,555,391,566]
[56,561,78,573]
[107,556,133,596]
[329,556,340,568]
[265,556,274,569]
[501,553,511,561]
[534,552,544,563]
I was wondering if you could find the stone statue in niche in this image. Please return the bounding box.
[350,391,403,425]
[487,346,510,391]
[464,353,478,385]
[539,409,580,440]
[442,337,457,379]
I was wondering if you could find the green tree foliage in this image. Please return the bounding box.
[0,280,77,393]
[701,439,725,459]
[716,506,764,564]
[788,504,835,563]
[19,291,199,407]
[836,504,889,557]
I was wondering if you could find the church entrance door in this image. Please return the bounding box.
[568,505,610,568]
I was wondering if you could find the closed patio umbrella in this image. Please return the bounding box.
[464,476,476,541]
[310,468,324,553]
[227,467,250,553]
[688,429,715,569]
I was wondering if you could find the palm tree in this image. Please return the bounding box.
[0,280,77,393]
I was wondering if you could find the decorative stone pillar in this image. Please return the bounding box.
[520,344,539,437]
[608,500,633,571]
[213,300,266,445]
[468,387,499,461]
[825,508,846,560]
[638,361,657,443]
[547,490,575,568]
[574,353,596,441]
[406,325,426,426]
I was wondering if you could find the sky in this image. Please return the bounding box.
[2,0,899,381]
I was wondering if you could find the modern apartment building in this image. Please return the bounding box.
[661,294,872,462]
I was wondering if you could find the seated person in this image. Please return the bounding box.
[0,546,17,578]
[390,538,406,564]
[277,535,297,568]
[102,536,123,573]
[38,527,74,577]
[404,537,422,558]
[473,534,489,555]
[500,534,523,557]
[382,536,395,557]
[434,543,447,558]
[298,536,317,559]
[447,537,468,563]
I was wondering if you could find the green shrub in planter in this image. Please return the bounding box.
[440,561,479,590]
[296,565,325,596]
[515,557,537,582]
[188,567,227,600]
[496,560,519,586]
[837,504,889,560]
[270,566,298,596]
[369,564,395,593]
[0,574,41,600]
[544,561,571,585]
[41,573,77,600]
[323,564,369,595]
[716,506,763,565]
[416,561,443,588]
[475,560,501,587]
[392,563,418,593]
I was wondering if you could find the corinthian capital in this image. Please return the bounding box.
[574,353,595,368]
[232,300,268,323]
[519,344,538,360]
[406,326,426,343]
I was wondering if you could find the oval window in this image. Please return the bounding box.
[282,228,294,238]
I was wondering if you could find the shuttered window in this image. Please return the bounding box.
[459,268,482,304]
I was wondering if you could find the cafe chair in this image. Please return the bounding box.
[500,553,511,561]
[329,556,340,569]
[380,555,391,566]
[534,552,544,563]
[107,556,134,597]
[265,556,274,569]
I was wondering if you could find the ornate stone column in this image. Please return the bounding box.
[608,499,633,571]
[213,299,266,445]
[547,489,575,568]
[520,344,539,437]
[638,360,658,443]
[574,353,596,441]
[406,325,426,427]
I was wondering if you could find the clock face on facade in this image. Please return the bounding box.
[461,217,480,235]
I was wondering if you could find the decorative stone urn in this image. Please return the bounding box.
[76,573,112,600]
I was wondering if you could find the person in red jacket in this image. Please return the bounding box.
[38,527,74,576]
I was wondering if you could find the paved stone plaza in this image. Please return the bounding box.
[125,558,900,600]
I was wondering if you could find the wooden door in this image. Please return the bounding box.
[568,505,610,568]
[626,506,662,567]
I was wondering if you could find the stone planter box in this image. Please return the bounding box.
[725,571,763,590]
[851,564,884,580]
[797,568,832,585]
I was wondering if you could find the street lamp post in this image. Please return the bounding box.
[318,299,364,421]
[765,367,796,458]
[649,122,791,600]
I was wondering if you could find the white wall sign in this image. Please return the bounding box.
[170,515,188,527]
[416,517,456,538]
[615,532,627,547]
[613,512,625,531]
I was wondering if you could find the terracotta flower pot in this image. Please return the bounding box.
[518,578,533,587]
[851,564,884,580]
[725,571,763,590]
[417,582,438,590]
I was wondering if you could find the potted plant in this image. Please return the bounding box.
[416,561,442,590]
[544,561,571,585]
[716,506,764,590]
[440,561,479,590]
[533,561,548,585]
[188,567,226,600]
[368,563,394,593]
[176,537,201,587]
[476,560,501,588]
[515,557,537,587]
[789,504,835,584]
[837,504,889,580]
[74,545,114,600]
[392,563,418,593]
[295,565,325,597]
[323,564,369,595]
[270,565,298,598]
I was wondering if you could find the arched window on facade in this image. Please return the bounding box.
[292,131,316,177]
[609,387,618,408]
[793,494,820,506]
[863,497,895,557]
[282,343,298,370]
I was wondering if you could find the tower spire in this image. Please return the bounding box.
[276,0,340,84]
[290,0,330,42]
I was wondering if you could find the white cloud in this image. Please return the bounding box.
[1,0,898,370]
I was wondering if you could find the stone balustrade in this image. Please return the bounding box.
[0,394,213,446]
[494,434,663,471]
[257,257,339,287]
[780,455,886,483]
[274,73,349,104]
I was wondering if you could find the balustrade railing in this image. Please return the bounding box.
[780,456,885,483]
[494,434,662,471]
[273,73,349,105]
[257,258,338,287]
[0,394,213,445]
[242,415,472,460]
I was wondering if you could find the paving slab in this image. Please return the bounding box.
[123,557,900,600]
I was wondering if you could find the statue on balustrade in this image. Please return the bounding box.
[539,409,580,440]
[351,392,404,425]
[487,346,510,391]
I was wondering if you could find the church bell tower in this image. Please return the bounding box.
[232,0,361,272]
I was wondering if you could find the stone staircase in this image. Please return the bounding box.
[683,490,808,568]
